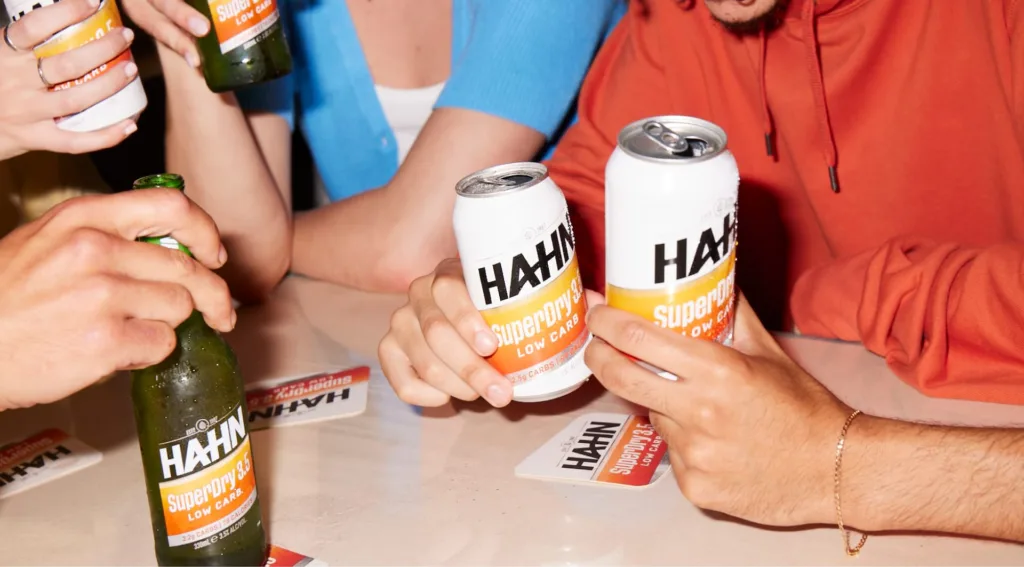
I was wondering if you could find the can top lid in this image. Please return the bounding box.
[618,115,728,164]
[455,162,548,198]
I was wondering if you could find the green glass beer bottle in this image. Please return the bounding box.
[189,0,292,92]
[130,174,267,566]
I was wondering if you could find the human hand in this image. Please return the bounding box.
[0,189,235,410]
[0,0,140,160]
[120,0,209,68]
[585,296,849,527]
[379,257,604,408]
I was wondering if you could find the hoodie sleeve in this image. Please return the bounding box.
[788,2,1024,406]
[790,239,1024,405]
[545,1,676,290]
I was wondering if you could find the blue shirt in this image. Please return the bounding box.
[237,0,625,202]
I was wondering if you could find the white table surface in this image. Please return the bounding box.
[1,276,1022,565]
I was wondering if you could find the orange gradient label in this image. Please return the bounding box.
[33,0,133,93]
[593,416,668,486]
[607,249,736,342]
[154,405,257,547]
[159,437,257,547]
[209,0,280,54]
[483,258,589,384]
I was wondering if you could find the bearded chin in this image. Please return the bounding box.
[709,0,790,36]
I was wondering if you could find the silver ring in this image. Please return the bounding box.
[37,56,54,88]
[3,21,26,52]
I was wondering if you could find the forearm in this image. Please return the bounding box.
[291,189,449,292]
[158,44,291,303]
[291,107,544,292]
[842,414,1024,541]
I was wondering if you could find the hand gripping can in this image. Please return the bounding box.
[4,0,148,132]
[454,163,592,402]
[605,116,739,377]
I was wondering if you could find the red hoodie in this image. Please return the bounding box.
[546,0,1024,405]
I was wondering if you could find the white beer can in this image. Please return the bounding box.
[605,116,739,377]
[4,0,147,132]
[454,163,592,402]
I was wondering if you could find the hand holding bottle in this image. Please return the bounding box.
[119,0,208,68]
[0,189,235,411]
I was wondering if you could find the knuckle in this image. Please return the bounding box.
[621,320,649,348]
[146,187,191,219]
[156,325,177,356]
[72,0,95,18]
[168,247,199,277]
[16,18,40,43]
[407,272,433,298]
[429,270,462,298]
[39,194,85,226]
[435,257,464,277]
[395,386,429,406]
[80,274,120,304]
[54,86,84,113]
[603,358,632,386]
[47,56,76,82]
[693,404,719,430]
[84,317,121,353]
[377,336,396,365]
[419,313,451,346]
[166,285,195,322]
[388,305,412,332]
[66,227,112,266]
[419,362,448,387]
[461,363,492,388]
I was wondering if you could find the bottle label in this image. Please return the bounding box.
[208,0,281,54]
[156,405,258,548]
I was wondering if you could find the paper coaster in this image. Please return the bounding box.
[515,413,670,488]
[0,428,102,500]
[246,366,370,430]
[265,544,328,566]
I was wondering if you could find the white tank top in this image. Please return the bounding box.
[313,82,445,206]
[374,81,446,164]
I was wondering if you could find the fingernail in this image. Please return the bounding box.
[124,62,138,78]
[122,28,134,42]
[473,330,497,354]
[218,244,228,265]
[485,383,511,407]
[124,123,138,136]
[229,310,237,330]
[189,16,210,36]
[186,51,201,69]
[88,0,100,8]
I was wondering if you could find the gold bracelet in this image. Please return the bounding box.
[834,409,868,556]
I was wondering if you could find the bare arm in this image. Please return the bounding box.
[291,107,544,292]
[845,415,1024,542]
[159,43,292,304]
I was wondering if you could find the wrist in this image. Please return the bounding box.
[832,413,893,533]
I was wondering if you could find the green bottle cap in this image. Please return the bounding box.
[131,173,193,258]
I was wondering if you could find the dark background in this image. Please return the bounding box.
[88,36,317,212]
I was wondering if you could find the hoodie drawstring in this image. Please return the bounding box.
[801,0,840,192]
[758,28,774,158]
